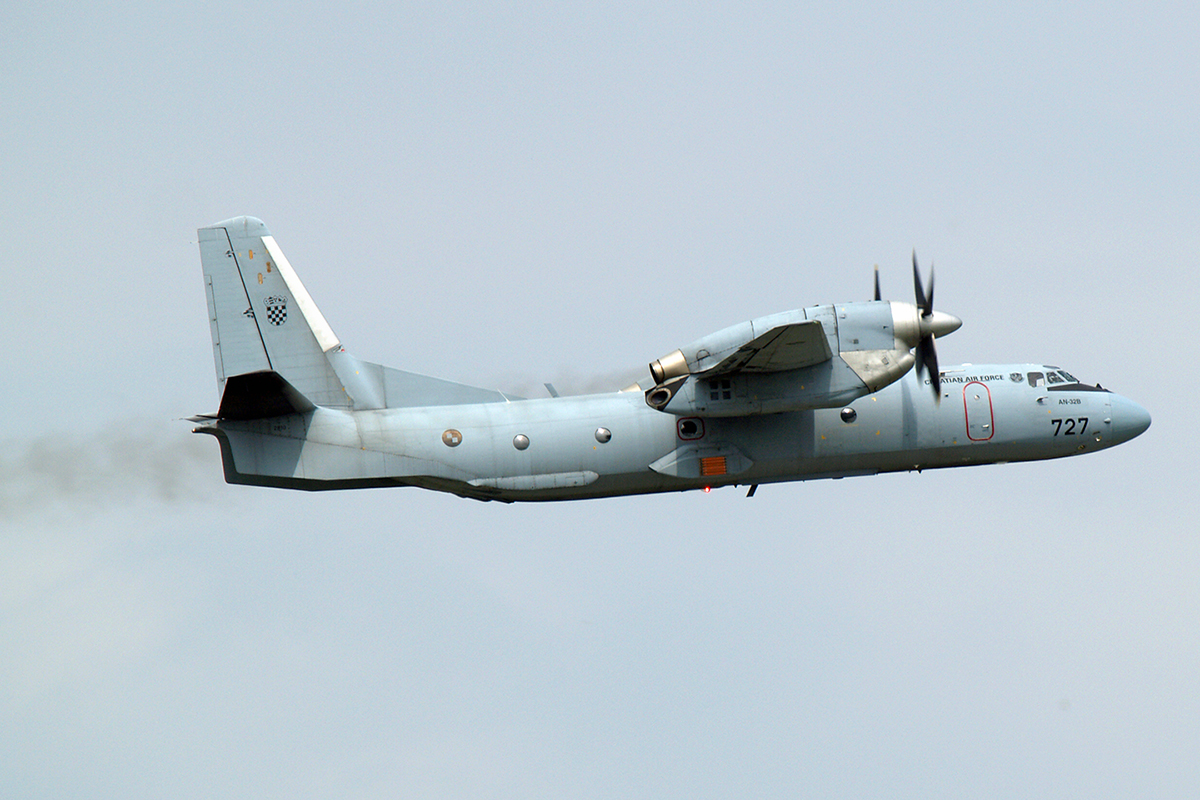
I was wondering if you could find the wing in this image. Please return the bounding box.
[704,319,832,375]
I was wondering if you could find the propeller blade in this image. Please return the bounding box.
[914,335,942,402]
[873,265,881,302]
[925,337,941,398]
[926,262,935,315]
[912,251,929,313]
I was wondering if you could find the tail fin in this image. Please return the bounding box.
[199,216,353,410]
[198,216,517,417]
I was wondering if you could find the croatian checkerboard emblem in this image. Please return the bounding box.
[442,429,463,447]
[264,295,287,325]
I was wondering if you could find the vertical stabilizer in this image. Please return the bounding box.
[199,216,350,409]
[198,216,517,415]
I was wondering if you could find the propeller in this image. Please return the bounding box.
[869,253,961,402]
[911,250,943,400]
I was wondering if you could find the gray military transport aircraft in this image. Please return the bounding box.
[191,216,1150,502]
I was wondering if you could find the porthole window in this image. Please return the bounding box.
[513,434,530,450]
[595,427,612,444]
[677,417,705,440]
[840,407,857,423]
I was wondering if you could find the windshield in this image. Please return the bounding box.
[1029,369,1081,387]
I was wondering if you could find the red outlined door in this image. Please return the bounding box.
[963,381,994,441]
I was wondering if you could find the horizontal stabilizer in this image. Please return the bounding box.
[218,371,315,420]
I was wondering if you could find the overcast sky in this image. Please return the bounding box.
[2,2,1197,798]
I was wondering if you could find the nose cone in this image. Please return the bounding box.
[1109,394,1152,445]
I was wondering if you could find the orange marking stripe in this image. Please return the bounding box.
[700,456,727,476]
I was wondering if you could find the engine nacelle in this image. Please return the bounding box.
[643,300,954,416]
[648,359,872,416]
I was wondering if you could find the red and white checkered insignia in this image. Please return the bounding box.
[264,295,287,326]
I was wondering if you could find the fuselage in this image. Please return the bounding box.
[201,363,1151,502]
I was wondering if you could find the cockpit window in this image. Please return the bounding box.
[1046,371,1064,385]
[1028,371,1044,387]
[1058,370,1078,383]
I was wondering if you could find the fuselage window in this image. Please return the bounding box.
[709,379,733,402]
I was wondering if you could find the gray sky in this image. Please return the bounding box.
[2,2,1196,798]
